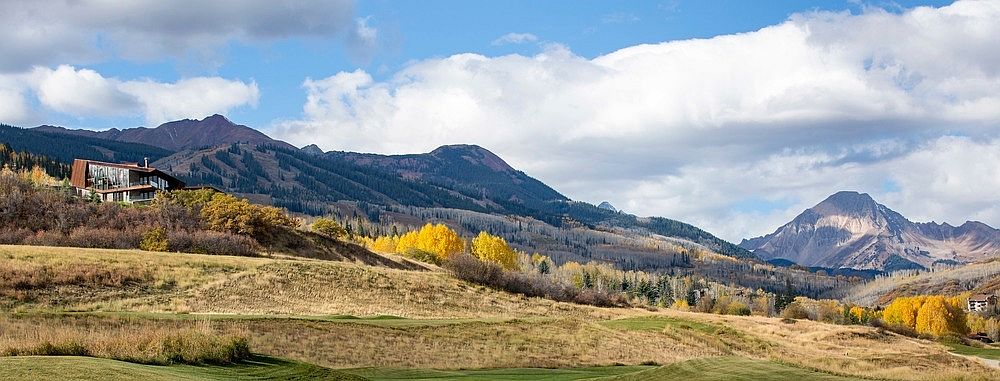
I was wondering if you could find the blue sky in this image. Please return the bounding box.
[27,0,950,130]
[3,0,999,242]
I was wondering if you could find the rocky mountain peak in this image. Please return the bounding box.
[741,191,1000,271]
[811,191,879,217]
[430,144,514,172]
[598,201,617,212]
[300,144,325,155]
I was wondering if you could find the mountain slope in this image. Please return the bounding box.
[741,191,1000,271]
[328,144,569,208]
[0,124,172,166]
[155,141,752,260]
[33,114,295,152]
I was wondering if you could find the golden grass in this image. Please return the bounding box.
[0,245,620,319]
[654,310,1000,381]
[1,245,998,380]
[0,315,250,365]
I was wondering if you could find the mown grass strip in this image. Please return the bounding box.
[346,365,652,381]
[612,356,863,381]
[0,355,363,381]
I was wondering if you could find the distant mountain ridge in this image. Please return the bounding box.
[741,191,1000,271]
[9,114,754,262]
[33,114,295,152]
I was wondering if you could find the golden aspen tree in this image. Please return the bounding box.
[916,296,954,336]
[414,223,464,260]
[471,231,518,270]
[396,231,419,254]
[883,296,927,329]
[370,235,400,253]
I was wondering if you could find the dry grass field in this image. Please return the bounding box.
[1,245,998,380]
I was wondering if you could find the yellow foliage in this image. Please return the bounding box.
[311,218,347,238]
[471,232,518,270]
[850,306,866,323]
[200,193,297,236]
[393,224,464,261]
[671,299,690,311]
[396,231,419,254]
[884,295,967,336]
[882,296,927,329]
[370,235,400,253]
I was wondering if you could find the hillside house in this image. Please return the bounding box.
[968,294,997,312]
[70,159,184,203]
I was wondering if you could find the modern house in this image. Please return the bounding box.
[70,159,185,203]
[968,294,997,312]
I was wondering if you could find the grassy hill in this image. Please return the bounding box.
[0,245,995,380]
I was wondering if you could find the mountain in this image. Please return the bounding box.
[33,114,294,152]
[741,191,1000,271]
[598,202,617,212]
[154,141,752,260]
[300,144,325,155]
[327,144,569,210]
[0,123,172,166]
[12,114,753,262]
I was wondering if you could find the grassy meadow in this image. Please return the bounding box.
[1,245,998,380]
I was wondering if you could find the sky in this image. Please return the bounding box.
[3,0,1000,242]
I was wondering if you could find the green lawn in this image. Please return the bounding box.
[346,366,653,381]
[612,357,863,381]
[599,316,723,334]
[0,356,863,381]
[945,342,1000,360]
[0,356,363,381]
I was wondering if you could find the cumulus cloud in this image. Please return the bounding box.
[1,65,258,125]
[120,77,260,125]
[272,1,1000,242]
[492,33,539,46]
[0,0,355,72]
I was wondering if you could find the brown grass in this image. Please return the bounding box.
[0,315,249,365]
[0,245,618,319]
[662,310,1000,380]
[1,245,998,380]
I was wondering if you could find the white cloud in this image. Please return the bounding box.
[31,66,137,117]
[346,16,380,63]
[0,76,29,123]
[120,77,260,125]
[272,0,1000,242]
[0,65,258,126]
[492,33,539,46]
[0,0,356,72]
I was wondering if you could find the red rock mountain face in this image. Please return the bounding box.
[740,191,1000,271]
[34,114,294,152]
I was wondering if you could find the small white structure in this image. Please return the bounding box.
[968,294,997,312]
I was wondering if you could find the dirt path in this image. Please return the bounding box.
[950,352,1000,370]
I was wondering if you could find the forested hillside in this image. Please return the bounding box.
[0,144,70,178]
[156,142,753,260]
[0,124,172,165]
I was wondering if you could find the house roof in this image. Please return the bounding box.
[70,158,185,189]
[969,294,996,302]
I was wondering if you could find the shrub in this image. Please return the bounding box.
[726,301,752,316]
[0,316,251,365]
[140,227,169,252]
[200,193,297,240]
[312,218,347,239]
[402,248,443,265]
[780,302,810,320]
[167,230,258,257]
[445,254,623,308]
